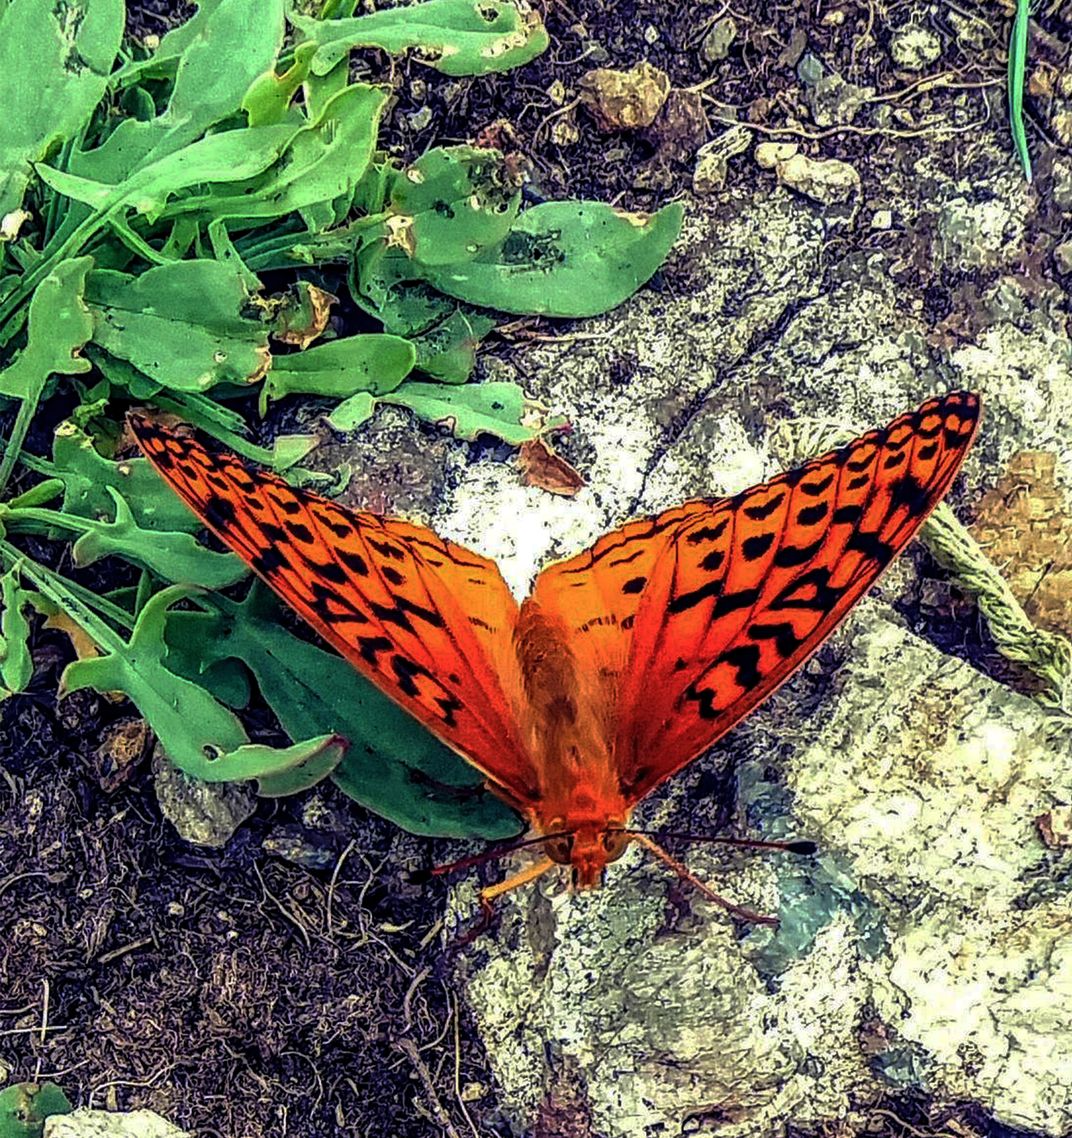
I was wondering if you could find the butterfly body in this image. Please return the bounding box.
[130,391,980,911]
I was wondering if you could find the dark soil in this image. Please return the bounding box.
[2,2,1067,1137]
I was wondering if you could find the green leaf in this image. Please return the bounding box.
[0,1081,73,1138]
[0,0,123,217]
[0,565,33,697]
[36,121,300,218]
[383,380,564,444]
[1008,0,1032,182]
[72,0,287,187]
[69,488,248,588]
[261,333,415,411]
[85,260,270,392]
[35,576,345,786]
[50,420,201,532]
[409,307,496,382]
[242,41,318,127]
[0,256,93,495]
[163,83,389,226]
[326,391,377,432]
[389,145,521,266]
[167,584,523,837]
[424,200,683,316]
[293,0,549,78]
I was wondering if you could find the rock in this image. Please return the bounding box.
[934,193,1025,270]
[889,24,942,70]
[457,610,1072,1137]
[692,151,727,194]
[776,152,861,205]
[807,74,874,128]
[797,50,825,86]
[579,61,671,131]
[45,1109,190,1138]
[701,15,737,63]
[1052,155,1072,212]
[152,745,256,848]
[755,141,799,169]
[644,88,709,161]
[1055,239,1072,275]
[1054,109,1072,147]
[870,208,893,230]
[692,124,750,191]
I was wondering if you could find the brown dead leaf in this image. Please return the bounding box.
[970,450,1072,638]
[96,718,150,792]
[518,438,585,497]
[1037,806,1072,849]
[579,61,670,131]
[273,282,338,350]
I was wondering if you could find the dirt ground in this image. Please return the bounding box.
[1,2,1068,1136]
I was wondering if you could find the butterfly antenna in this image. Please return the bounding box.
[628,832,780,926]
[409,830,572,884]
[623,831,817,856]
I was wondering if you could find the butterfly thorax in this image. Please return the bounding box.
[514,600,630,886]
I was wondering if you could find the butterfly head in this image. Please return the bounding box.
[543,822,631,890]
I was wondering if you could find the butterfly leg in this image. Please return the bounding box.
[452,856,557,946]
[630,834,779,927]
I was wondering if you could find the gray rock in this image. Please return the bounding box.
[45,1109,190,1138]
[807,74,874,127]
[152,746,256,848]
[700,15,737,63]
[889,24,942,71]
[457,609,1072,1136]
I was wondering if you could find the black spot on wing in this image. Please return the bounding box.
[846,529,895,567]
[203,495,236,529]
[742,532,775,560]
[749,621,802,658]
[772,535,825,569]
[718,643,762,688]
[796,502,829,527]
[744,493,784,521]
[622,576,646,595]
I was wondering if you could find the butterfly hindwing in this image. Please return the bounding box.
[129,414,541,807]
[531,391,980,802]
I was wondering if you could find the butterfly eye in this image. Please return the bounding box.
[545,834,575,865]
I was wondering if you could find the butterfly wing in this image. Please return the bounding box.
[529,391,980,803]
[129,414,540,807]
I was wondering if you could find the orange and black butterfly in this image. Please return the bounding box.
[130,391,980,923]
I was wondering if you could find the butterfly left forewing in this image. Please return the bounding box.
[532,392,980,805]
[129,414,541,806]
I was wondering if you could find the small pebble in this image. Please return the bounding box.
[701,15,737,63]
[871,208,893,230]
[755,141,799,169]
[889,24,942,71]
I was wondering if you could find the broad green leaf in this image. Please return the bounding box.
[0,257,93,399]
[167,584,523,838]
[261,333,415,411]
[38,577,345,786]
[389,145,521,266]
[164,83,388,225]
[409,307,495,382]
[0,0,123,217]
[73,0,286,187]
[293,0,549,78]
[242,41,318,127]
[0,1081,72,1138]
[36,122,300,218]
[326,391,376,432]
[0,565,33,696]
[50,421,200,531]
[85,260,270,392]
[0,256,93,494]
[424,200,683,316]
[383,380,564,444]
[69,488,247,588]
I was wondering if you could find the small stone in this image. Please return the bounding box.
[407,105,433,131]
[1052,155,1072,212]
[47,1108,191,1137]
[547,78,568,105]
[551,114,580,146]
[797,51,825,86]
[871,208,893,230]
[643,24,659,45]
[820,8,846,25]
[645,89,710,161]
[579,61,671,131]
[1038,806,1072,848]
[701,15,737,63]
[1054,240,1072,276]
[755,141,799,169]
[1053,109,1072,147]
[889,24,942,71]
[776,152,861,205]
[807,74,874,127]
[152,746,256,848]
[692,151,728,194]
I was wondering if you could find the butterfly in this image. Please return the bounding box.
[130,391,980,925]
